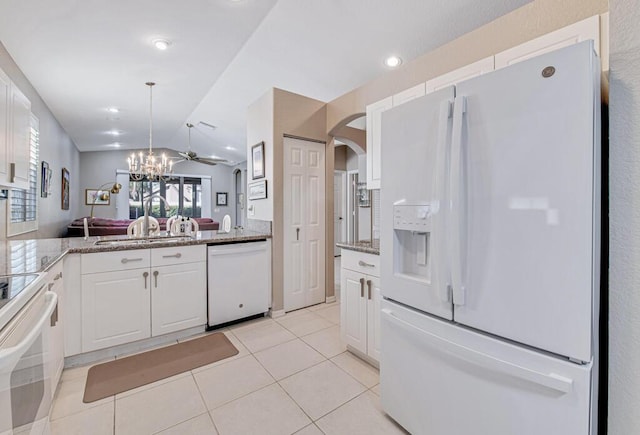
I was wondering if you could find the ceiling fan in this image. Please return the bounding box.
[174,123,227,166]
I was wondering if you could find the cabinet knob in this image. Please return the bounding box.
[153,270,159,288]
[143,271,149,289]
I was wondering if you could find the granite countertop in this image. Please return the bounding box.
[336,239,380,255]
[0,229,271,276]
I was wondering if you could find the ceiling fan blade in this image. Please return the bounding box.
[193,157,221,166]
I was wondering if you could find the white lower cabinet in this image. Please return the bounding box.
[81,268,151,352]
[340,250,381,363]
[80,245,206,353]
[151,262,206,336]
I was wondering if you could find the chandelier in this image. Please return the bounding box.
[128,82,173,181]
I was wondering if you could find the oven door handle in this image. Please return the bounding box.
[0,291,58,370]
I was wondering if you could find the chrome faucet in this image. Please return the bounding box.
[143,194,169,237]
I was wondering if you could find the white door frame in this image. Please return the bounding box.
[346,170,359,242]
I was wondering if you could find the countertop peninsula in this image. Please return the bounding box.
[0,229,271,276]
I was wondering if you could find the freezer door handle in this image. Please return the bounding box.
[381,308,574,394]
[450,96,466,305]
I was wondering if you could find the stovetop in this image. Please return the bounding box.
[0,273,41,311]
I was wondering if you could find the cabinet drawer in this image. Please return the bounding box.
[82,249,150,274]
[151,244,205,267]
[341,249,380,277]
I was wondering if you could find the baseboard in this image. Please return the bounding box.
[325,295,337,304]
[346,345,379,369]
[269,308,286,319]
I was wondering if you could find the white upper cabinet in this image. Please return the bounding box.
[366,96,393,190]
[0,66,31,189]
[392,83,426,107]
[425,56,494,93]
[495,15,601,70]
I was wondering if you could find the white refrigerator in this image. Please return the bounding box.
[379,41,600,435]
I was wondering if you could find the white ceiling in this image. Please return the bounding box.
[0,0,530,165]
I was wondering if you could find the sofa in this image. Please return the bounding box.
[66,217,219,237]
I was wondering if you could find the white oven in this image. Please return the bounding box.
[0,276,57,435]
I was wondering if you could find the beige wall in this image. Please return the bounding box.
[247,88,329,312]
[0,42,80,240]
[334,145,347,171]
[326,0,608,132]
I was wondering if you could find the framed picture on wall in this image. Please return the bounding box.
[251,141,265,179]
[40,161,50,198]
[61,168,70,210]
[216,192,228,206]
[248,180,267,200]
[85,189,110,206]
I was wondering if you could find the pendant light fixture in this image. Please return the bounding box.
[128,82,173,181]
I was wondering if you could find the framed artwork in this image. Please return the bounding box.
[40,161,51,198]
[85,189,110,206]
[248,180,267,200]
[216,192,228,206]
[61,168,70,210]
[251,141,265,179]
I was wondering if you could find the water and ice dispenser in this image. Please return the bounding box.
[393,203,432,283]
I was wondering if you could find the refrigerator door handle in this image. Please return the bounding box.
[450,96,466,305]
[435,99,454,303]
[382,308,574,394]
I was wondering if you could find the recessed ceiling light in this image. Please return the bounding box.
[110,142,121,148]
[107,107,119,113]
[384,55,402,68]
[225,146,235,151]
[153,39,171,50]
[108,130,121,136]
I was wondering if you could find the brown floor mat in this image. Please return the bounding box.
[83,332,238,403]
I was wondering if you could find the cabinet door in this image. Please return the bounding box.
[365,96,393,189]
[425,56,494,93]
[366,277,382,362]
[151,262,206,336]
[495,15,600,70]
[340,269,368,354]
[81,269,150,352]
[9,83,31,189]
[0,68,9,185]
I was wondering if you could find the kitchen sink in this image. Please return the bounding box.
[93,235,193,246]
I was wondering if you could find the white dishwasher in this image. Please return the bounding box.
[207,240,270,327]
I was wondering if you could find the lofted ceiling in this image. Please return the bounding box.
[0,0,530,165]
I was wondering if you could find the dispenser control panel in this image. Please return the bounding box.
[393,204,431,231]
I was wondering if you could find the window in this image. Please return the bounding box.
[7,115,39,236]
[129,176,202,219]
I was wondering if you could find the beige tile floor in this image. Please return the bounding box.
[50,301,407,435]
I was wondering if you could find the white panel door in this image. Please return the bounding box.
[451,42,598,362]
[81,269,151,352]
[284,137,326,311]
[0,68,10,185]
[333,171,346,256]
[425,56,494,93]
[365,96,393,189]
[151,262,206,336]
[381,300,592,435]
[340,269,367,354]
[495,15,600,69]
